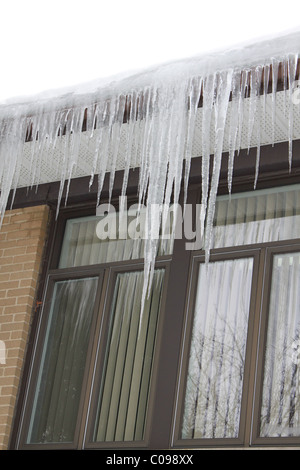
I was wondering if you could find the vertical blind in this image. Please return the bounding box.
[260,252,300,437]
[182,257,253,439]
[213,185,300,249]
[94,269,165,442]
[59,213,173,268]
[27,277,98,444]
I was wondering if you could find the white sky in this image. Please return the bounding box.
[0,0,300,102]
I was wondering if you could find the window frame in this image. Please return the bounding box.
[16,267,105,450]
[13,196,300,450]
[172,247,262,448]
[14,198,173,450]
[172,236,300,448]
[83,261,170,449]
[251,242,300,446]
[10,138,300,449]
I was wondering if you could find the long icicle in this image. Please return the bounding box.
[204,69,233,264]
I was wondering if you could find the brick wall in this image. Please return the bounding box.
[0,205,50,450]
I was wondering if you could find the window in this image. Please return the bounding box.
[13,183,300,448]
[92,269,165,443]
[173,183,300,447]
[259,251,300,438]
[16,206,171,449]
[181,256,254,441]
[27,277,98,444]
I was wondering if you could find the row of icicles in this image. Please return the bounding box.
[0,53,299,306]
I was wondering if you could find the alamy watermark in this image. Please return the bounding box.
[96,197,204,250]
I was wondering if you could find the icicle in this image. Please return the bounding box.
[8,116,28,210]
[65,106,86,204]
[0,113,27,224]
[271,58,279,147]
[288,53,298,171]
[262,63,270,136]
[137,86,156,207]
[28,112,42,189]
[236,69,249,155]
[204,69,233,264]
[163,80,189,228]
[228,71,241,195]
[108,94,127,203]
[120,91,138,201]
[200,73,216,239]
[247,65,262,154]
[253,95,261,189]
[88,103,101,189]
[33,107,57,190]
[55,109,71,217]
[283,58,288,115]
[96,99,116,207]
[254,66,263,189]
[184,76,202,205]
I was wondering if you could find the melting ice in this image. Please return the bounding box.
[0,30,300,305]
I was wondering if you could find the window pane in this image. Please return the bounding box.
[59,211,173,268]
[260,253,300,437]
[94,269,164,442]
[213,184,300,249]
[26,277,98,444]
[181,258,253,439]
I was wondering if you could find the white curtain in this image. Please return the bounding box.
[181,184,300,441]
[260,253,300,437]
[182,257,253,439]
[95,268,165,442]
[27,277,98,444]
[213,185,300,249]
[59,214,173,268]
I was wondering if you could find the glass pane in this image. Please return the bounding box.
[181,257,253,439]
[26,277,98,444]
[59,209,173,268]
[213,184,300,249]
[94,269,164,442]
[260,253,300,437]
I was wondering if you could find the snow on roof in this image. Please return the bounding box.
[1,29,300,112]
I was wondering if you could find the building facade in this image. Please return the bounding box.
[1,35,300,449]
[0,140,300,449]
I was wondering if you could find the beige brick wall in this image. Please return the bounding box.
[0,205,49,450]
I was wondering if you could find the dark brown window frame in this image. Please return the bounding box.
[10,139,300,449]
[15,250,172,449]
[16,268,105,450]
[251,243,300,446]
[13,195,175,450]
[172,238,300,448]
[172,247,262,448]
[83,261,171,450]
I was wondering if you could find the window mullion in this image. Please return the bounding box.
[243,247,267,446]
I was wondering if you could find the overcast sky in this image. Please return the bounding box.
[0,0,300,102]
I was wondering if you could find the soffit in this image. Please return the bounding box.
[16,89,300,188]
